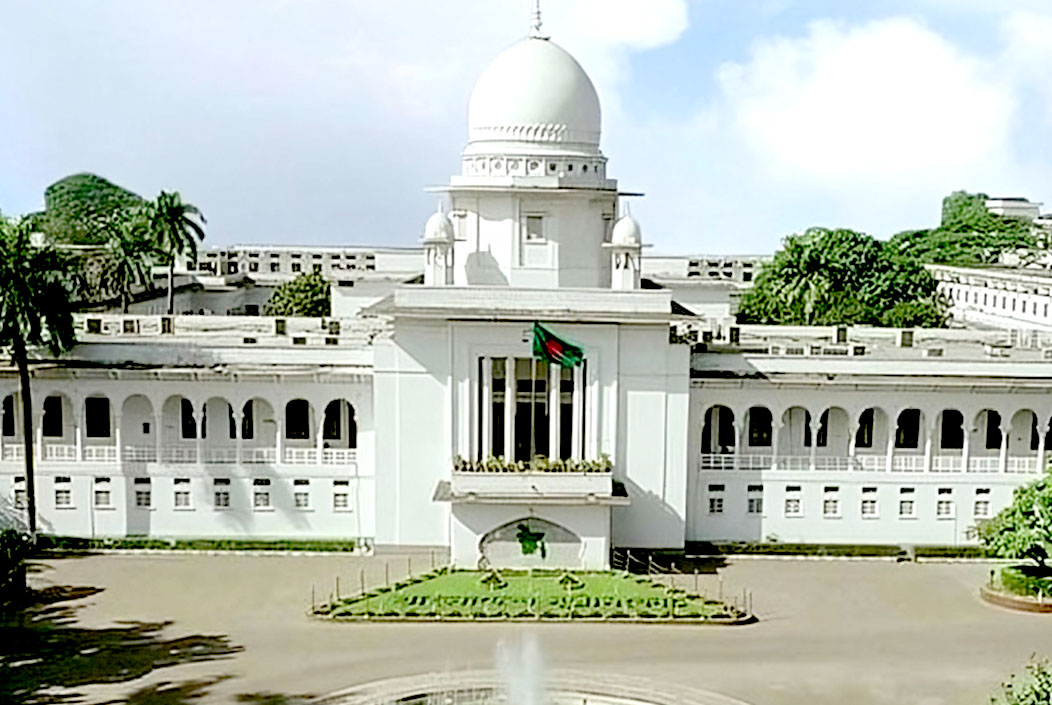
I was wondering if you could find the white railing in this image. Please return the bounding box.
[813,457,853,472]
[241,447,277,464]
[1007,457,1037,474]
[322,448,357,464]
[283,447,318,464]
[891,455,925,473]
[42,444,78,462]
[855,455,886,472]
[698,454,736,470]
[738,454,773,471]
[123,446,158,463]
[83,446,117,463]
[201,447,239,464]
[968,457,1000,473]
[775,456,812,472]
[1,445,24,461]
[931,456,963,473]
[161,446,198,464]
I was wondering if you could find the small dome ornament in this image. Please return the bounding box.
[611,214,642,246]
[423,206,454,243]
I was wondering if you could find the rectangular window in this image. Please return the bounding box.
[214,490,230,508]
[323,402,341,440]
[974,500,991,518]
[785,498,802,517]
[936,499,954,517]
[491,358,506,458]
[823,498,840,517]
[708,497,724,514]
[294,491,310,509]
[43,396,63,437]
[135,490,152,508]
[94,477,111,508]
[292,262,302,273]
[173,478,191,508]
[14,488,26,510]
[898,500,915,518]
[513,357,550,461]
[85,397,111,438]
[253,478,271,509]
[270,262,280,273]
[2,395,13,437]
[55,488,72,507]
[747,497,763,514]
[861,498,877,517]
[940,410,965,450]
[333,492,349,510]
[525,215,544,241]
[747,409,772,447]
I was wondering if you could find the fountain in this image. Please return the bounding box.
[311,630,753,705]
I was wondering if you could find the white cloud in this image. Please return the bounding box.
[715,17,1014,187]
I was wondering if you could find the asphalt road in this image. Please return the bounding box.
[23,552,1052,705]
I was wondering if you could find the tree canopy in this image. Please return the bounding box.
[264,272,331,318]
[737,191,1037,327]
[974,473,1052,569]
[736,227,943,327]
[34,173,144,245]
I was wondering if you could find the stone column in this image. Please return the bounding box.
[999,423,1010,474]
[962,426,972,474]
[114,413,122,465]
[572,362,584,459]
[481,357,493,459]
[233,409,244,465]
[276,406,285,465]
[923,421,935,473]
[548,362,560,461]
[771,423,782,471]
[733,419,744,470]
[153,411,162,463]
[885,422,896,473]
[1036,421,1048,475]
[504,357,514,460]
[808,417,820,471]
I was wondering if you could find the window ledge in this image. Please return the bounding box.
[93,505,116,511]
[899,515,918,520]
[253,507,275,513]
[174,507,195,512]
[55,505,76,511]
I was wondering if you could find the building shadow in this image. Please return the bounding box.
[0,582,243,705]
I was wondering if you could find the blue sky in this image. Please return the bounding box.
[1,0,1050,254]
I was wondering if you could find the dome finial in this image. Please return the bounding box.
[529,0,548,39]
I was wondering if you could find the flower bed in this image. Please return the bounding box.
[315,568,750,623]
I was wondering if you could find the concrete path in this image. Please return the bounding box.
[23,553,1052,705]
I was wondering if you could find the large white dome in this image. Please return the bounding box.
[466,37,601,154]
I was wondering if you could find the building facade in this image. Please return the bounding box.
[3,24,1050,567]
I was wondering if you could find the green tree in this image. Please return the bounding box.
[145,191,206,315]
[0,215,78,538]
[35,173,144,245]
[737,227,942,326]
[992,656,1052,705]
[94,211,156,313]
[264,272,331,318]
[974,473,1052,570]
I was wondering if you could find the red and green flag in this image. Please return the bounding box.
[532,322,584,368]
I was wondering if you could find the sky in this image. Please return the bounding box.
[1,0,1050,255]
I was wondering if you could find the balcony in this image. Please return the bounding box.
[0,443,356,466]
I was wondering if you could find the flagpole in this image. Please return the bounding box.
[530,357,536,465]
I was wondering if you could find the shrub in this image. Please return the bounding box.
[1000,566,1052,598]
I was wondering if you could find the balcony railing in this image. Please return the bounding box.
[82,446,116,463]
[42,444,78,462]
[0,443,354,467]
[241,447,277,464]
[284,447,318,464]
[697,453,1043,474]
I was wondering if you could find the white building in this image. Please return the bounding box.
[3,21,1050,567]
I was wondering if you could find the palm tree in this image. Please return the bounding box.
[0,215,78,538]
[147,191,206,315]
[95,211,155,313]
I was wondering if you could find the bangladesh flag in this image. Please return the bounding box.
[532,322,584,368]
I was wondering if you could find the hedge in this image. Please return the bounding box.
[999,566,1052,598]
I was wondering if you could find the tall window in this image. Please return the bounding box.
[940,410,964,450]
[286,400,310,440]
[984,410,1002,450]
[895,409,921,449]
[747,407,772,447]
[323,401,341,440]
[42,396,63,437]
[180,399,196,439]
[484,356,580,462]
[241,401,254,440]
[702,406,735,454]
[515,358,549,461]
[1,395,13,437]
[855,409,875,449]
[85,398,110,438]
[525,215,544,241]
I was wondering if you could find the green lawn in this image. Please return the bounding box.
[319,569,747,622]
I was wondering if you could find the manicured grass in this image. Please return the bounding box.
[320,569,746,621]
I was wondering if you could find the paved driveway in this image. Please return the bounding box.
[21,553,1052,705]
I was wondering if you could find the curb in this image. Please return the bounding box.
[979,584,1052,613]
